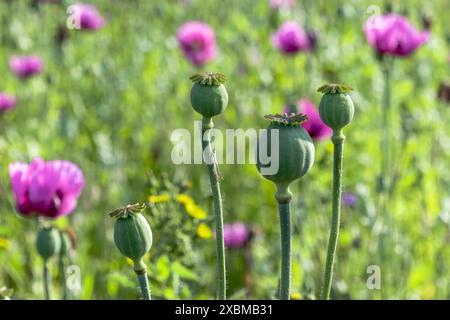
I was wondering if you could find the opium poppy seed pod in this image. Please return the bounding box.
[190,72,228,121]
[257,113,315,202]
[36,226,61,261]
[36,225,61,300]
[110,203,152,300]
[256,113,315,300]
[318,84,354,132]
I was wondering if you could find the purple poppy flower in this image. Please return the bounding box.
[342,192,357,208]
[0,93,17,112]
[223,223,250,249]
[284,99,332,141]
[269,0,294,10]
[9,55,43,78]
[177,21,217,67]
[68,3,105,31]
[363,13,429,57]
[272,21,311,55]
[9,158,84,219]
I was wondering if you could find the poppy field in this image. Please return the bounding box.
[0,0,449,301]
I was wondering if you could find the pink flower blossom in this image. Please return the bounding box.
[9,55,43,78]
[363,13,429,57]
[177,21,217,67]
[223,223,250,248]
[284,99,332,141]
[0,93,17,112]
[70,3,105,31]
[9,158,84,219]
[272,21,311,55]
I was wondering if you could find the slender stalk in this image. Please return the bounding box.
[59,256,68,300]
[43,261,51,300]
[321,130,345,300]
[202,117,226,300]
[134,259,151,300]
[381,58,391,202]
[277,201,292,300]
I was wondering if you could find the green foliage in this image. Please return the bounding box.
[0,0,449,300]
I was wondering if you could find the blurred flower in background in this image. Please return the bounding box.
[69,2,105,31]
[9,55,43,78]
[269,0,295,10]
[363,13,429,57]
[284,99,332,141]
[223,223,250,248]
[177,21,217,67]
[0,93,17,112]
[342,192,357,208]
[272,21,311,55]
[9,158,84,218]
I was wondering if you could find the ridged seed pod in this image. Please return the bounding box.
[36,226,61,261]
[111,204,153,264]
[190,72,228,118]
[318,84,354,131]
[257,113,315,202]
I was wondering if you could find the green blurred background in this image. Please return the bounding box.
[0,0,449,299]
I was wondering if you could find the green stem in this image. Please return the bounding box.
[202,117,226,300]
[43,261,51,300]
[134,259,151,300]
[59,256,68,300]
[381,59,391,199]
[277,200,292,300]
[321,130,345,300]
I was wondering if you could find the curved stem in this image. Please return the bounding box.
[202,117,226,300]
[43,261,51,300]
[321,130,345,300]
[134,259,151,300]
[277,201,292,300]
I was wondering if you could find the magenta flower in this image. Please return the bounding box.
[272,21,311,55]
[284,99,332,141]
[0,93,17,112]
[9,55,43,78]
[177,21,217,67]
[223,223,250,249]
[69,3,105,31]
[269,0,294,9]
[363,13,429,57]
[9,158,84,219]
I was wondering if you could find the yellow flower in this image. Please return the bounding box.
[197,223,213,239]
[291,292,302,300]
[176,194,194,206]
[0,238,11,250]
[185,203,207,220]
[148,194,171,204]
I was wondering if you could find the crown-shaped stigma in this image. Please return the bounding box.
[190,72,227,85]
[264,113,308,126]
[108,203,147,219]
[317,83,353,94]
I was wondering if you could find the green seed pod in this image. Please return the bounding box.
[59,230,73,257]
[36,226,61,261]
[190,72,228,118]
[318,84,354,131]
[110,204,152,265]
[256,114,315,202]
